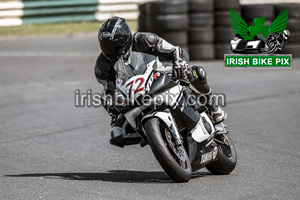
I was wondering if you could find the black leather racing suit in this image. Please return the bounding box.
[94,32,210,114]
[94,32,189,96]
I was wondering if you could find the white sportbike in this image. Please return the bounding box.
[110,52,237,182]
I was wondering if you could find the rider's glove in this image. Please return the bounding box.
[173,59,191,81]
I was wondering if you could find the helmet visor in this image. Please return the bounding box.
[100,38,126,60]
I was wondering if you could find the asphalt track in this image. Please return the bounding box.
[0,34,299,200]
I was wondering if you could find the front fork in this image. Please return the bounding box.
[145,110,184,147]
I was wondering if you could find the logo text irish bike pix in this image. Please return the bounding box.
[224,8,292,68]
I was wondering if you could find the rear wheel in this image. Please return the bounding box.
[206,133,237,174]
[144,118,192,182]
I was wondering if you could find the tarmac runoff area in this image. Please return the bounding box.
[0,34,300,200]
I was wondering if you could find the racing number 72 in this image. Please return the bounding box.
[125,78,145,97]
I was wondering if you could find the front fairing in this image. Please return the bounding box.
[114,52,155,82]
[113,52,156,112]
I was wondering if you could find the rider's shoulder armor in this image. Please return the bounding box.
[132,32,159,53]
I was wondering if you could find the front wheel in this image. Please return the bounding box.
[144,118,192,182]
[206,133,237,175]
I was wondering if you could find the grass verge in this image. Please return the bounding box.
[0,20,138,37]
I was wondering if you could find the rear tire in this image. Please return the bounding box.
[144,118,192,182]
[206,133,237,174]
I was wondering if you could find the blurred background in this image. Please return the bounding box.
[0,0,299,59]
[1,1,300,199]
[138,0,300,59]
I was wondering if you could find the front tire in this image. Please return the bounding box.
[206,133,237,175]
[144,118,192,182]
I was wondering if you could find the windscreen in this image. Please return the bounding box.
[114,52,154,81]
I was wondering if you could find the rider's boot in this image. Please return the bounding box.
[110,114,126,148]
[205,89,227,123]
[110,114,141,148]
[188,66,227,123]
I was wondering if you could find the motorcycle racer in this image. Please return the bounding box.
[94,17,226,146]
[266,29,290,54]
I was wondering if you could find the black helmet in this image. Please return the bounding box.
[98,17,132,61]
